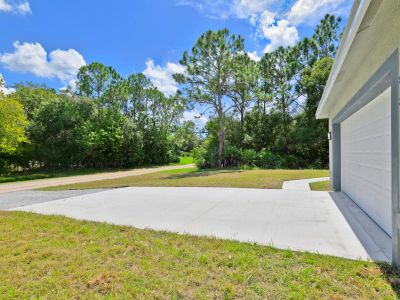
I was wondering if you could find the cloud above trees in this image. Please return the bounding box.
[143,59,185,96]
[288,0,348,25]
[0,73,15,94]
[177,0,349,53]
[0,42,86,86]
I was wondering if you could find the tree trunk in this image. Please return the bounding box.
[217,120,225,168]
[240,106,244,131]
[216,97,225,168]
[281,96,289,153]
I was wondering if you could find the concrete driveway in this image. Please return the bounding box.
[10,186,391,261]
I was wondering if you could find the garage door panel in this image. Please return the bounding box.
[341,87,392,235]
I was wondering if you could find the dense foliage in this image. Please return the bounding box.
[0,90,28,171]
[0,76,190,173]
[185,15,341,169]
[0,15,340,173]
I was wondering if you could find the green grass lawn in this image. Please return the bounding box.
[310,180,331,191]
[42,168,329,191]
[0,211,398,299]
[174,156,194,165]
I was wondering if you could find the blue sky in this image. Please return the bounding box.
[0,0,352,119]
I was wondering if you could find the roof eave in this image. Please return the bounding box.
[316,0,372,119]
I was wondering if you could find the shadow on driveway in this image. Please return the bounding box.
[329,191,391,261]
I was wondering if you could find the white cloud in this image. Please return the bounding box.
[262,19,299,52]
[0,0,12,11]
[183,109,209,129]
[260,10,275,26]
[47,48,86,81]
[176,0,232,19]
[0,0,31,14]
[0,41,86,84]
[143,59,185,96]
[0,74,15,95]
[233,3,299,53]
[287,0,347,25]
[59,79,79,93]
[178,0,276,20]
[231,0,274,19]
[16,1,30,14]
[1,86,15,95]
[247,51,261,62]
[178,0,349,53]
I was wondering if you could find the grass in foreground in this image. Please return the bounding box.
[42,168,329,191]
[0,211,398,299]
[310,180,331,191]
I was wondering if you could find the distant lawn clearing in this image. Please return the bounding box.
[310,180,331,191]
[42,168,329,191]
[175,156,194,165]
[0,211,398,298]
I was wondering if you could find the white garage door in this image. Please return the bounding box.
[341,88,392,235]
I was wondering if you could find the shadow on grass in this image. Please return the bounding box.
[377,262,400,297]
[166,169,244,180]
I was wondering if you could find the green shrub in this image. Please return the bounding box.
[222,145,242,167]
[258,150,282,168]
[193,139,218,168]
[281,154,307,169]
[242,149,258,166]
[193,143,311,170]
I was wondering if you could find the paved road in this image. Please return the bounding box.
[0,164,194,194]
[10,186,391,261]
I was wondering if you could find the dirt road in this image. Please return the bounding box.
[0,164,194,194]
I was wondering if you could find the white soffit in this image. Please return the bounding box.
[316,0,372,119]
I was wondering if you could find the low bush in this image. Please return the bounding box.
[193,144,314,169]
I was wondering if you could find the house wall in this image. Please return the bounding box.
[325,0,400,266]
[329,50,399,264]
[341,88,391,235]
[328,0,400,189]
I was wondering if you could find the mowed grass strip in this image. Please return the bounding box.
[42,168,329,191]
[0,211,399,299]
[310,180,331,191]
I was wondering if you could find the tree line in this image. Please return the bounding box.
[0,70,198,172]
[177,14,340,168]
[0,14,340,173]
